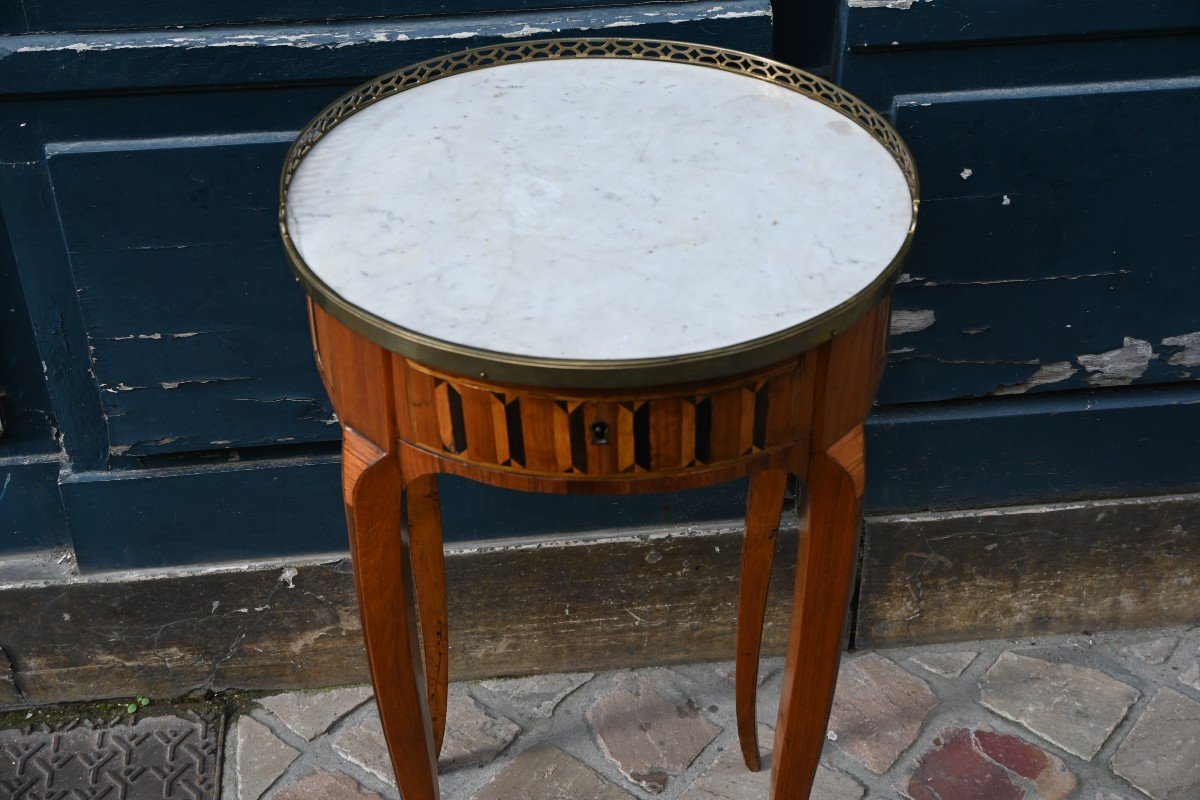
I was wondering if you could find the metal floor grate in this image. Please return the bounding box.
[0,710,223,800]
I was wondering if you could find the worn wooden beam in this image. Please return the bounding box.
[856,492,1200,647]
[0,523,798,707]
[2,490,1197,706]
[0,0,772,95]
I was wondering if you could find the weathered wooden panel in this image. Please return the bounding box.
[844,0,1200,50]
[2,0,697,34]
[59,455,346,569]
[49,138,337,455]
[856,493,1200,647]
[0,222,57,456]
[0,525,798,706]
[865,383,1200,513]
[52,378,1200,571]
[877,79,1200,404]
[0,460,70,555]
[840,32,1200,112]
[0,1,773,94]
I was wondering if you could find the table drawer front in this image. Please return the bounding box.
[394,358,810,477]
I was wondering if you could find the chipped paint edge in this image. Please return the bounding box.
[12,0,772,55]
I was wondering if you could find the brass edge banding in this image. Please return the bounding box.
[280,38,920,390]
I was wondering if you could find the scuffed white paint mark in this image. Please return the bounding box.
[711,9,772,18]
[211,601,221,613]
[501,25,552,38]
[1162,331,1200,367]
[889,309,936,336]
[1077,337,1156,386]
[992,361,1078,395]
[109,444,132,455]
[960,168,974,180]
[365,31,411,43]
[848,0,916,8]
[111,332,163,340]
[280,567,298,588]
[17,3,768,55]
[161,377,249,389]
[889,346,916,354]
[62,613,71,621]
[1002,195,1011,205]
[0,474,10,505]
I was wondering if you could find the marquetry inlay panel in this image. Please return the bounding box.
[392,357,811,477]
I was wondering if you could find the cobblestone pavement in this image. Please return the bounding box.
[220,624,1200,800]
[5,624,1198,799]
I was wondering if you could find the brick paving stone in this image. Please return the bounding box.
[678,724,863,800]
[471,742,634,800]
[331,714,394,786]
[1110,687,1200,800]
[827,653,939,774]
[440,692,521,771]
[714,663,778,686]
[1119,636,1179,665]
[478,672,594,718]
[273,770,386,800]
[979,651,1139,759]
[907,651,978,678]
[259,686,373,740]
[236,716,300,800]
[1178,650,1200,692]
[587,672,721,794]
[902,726,1076,800]
[332,694,520,784]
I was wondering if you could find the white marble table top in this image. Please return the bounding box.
[286,57,913,362]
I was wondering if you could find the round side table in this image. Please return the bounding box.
[280,39,917,800]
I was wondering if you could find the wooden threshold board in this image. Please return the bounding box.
[2,491,1198,706]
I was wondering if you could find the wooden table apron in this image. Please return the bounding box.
[306,294,892,800]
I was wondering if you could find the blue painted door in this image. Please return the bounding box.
[837,0,1200,511]
[2,0,1197,570]
[0,1,773,569]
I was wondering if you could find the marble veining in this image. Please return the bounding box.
[286,58,913,361]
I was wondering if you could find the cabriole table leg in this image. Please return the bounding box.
[735,467,789,772]
[407,472,450,755]
[769,302,890,799]
[343,430,440,800]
